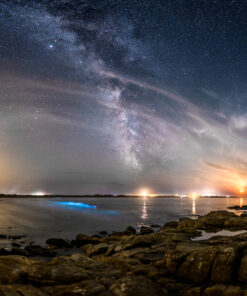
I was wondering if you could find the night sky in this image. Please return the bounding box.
[1,0,247,195]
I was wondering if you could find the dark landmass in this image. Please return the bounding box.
[0,194,243,198]
[1,211,247,295]
[228,205,247,210]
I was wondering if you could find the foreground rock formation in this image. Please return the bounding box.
[0,211,247,295]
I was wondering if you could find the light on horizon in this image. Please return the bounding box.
[189,192,199,199]
[139,189,149,197]
[31,191,46,196]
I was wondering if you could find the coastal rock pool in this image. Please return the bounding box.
[0,196,245,247]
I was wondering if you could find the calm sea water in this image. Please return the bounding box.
[0,197,245,246]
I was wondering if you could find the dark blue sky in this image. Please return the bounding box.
[0,0,247,195]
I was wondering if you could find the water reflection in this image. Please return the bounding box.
[141,198,148,220]
[192,196,196,215]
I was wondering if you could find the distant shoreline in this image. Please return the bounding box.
[0,194,243,198]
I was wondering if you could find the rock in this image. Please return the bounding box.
[198,211,236,229]
[204,284,246,296]
[184,287,202,296]
[162,221,179,229]
[99,230,108,236]
[151,224,161,228]
[27,256,93,285]
[177,218,197,230]
[110,226,136,238]
[12,243,21,248]
[25,245,57,257]
[124,226,136,235]
[0,285,47,296]
[44,280,106,295]
[0,234,7,239]
[0,248,11,256]
[177,246,217,284]
[0,255,31,284]
[210,245,238,283]
[164,249,189,275]
[72,234,99,247]
[11,248,29,257]
[11,235,26,240]
[224,216,247,228]
[46,238,71,249]
[140,226,154,235]
[238,253,247,282]
[228,205,247,210]
[123,235,154,250]
[164,244,218,284]
[83,243,109,256]
[28,253,122,286]
[109,275,167,296]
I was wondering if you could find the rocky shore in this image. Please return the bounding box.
[0,210,247,295]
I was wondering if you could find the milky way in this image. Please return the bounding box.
[0,0,247,195]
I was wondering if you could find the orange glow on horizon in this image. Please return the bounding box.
[139,189,149,197]
[189,192,199,199]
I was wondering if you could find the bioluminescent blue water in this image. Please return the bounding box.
[52,201,97,209]
[50,200,119,215]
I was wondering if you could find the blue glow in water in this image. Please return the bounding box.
[52,201,97,209]
[50,201,119,215]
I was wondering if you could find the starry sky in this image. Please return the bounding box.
[0,0,247,195]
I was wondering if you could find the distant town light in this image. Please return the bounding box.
[189,192,199,199]
[139,189,149,197]
[31,191,45,196]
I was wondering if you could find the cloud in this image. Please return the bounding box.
[203,161,232,172]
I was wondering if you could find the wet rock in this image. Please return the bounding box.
[124,226,136,235]
[72,234,99,247]
[162,221,178,229]
[11,235,26,240]
[46,238,71,249]
[25,245,57,257]
[109,275,167,296]
[11,248,29,257]
[228,205,247,210]
[140,226,154,235]
[99,230,108,236]
[0,248,11,256]
[92,234,102,238]
[12,242,21,248]
[151,224,161,228]
[110,226,136,238]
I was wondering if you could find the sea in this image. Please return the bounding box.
[0,196,245,247]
